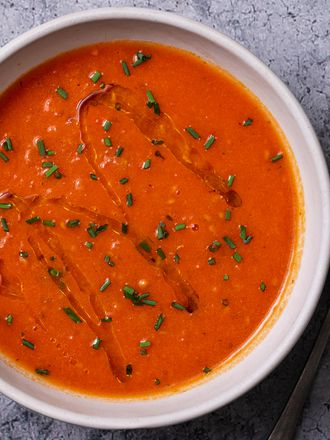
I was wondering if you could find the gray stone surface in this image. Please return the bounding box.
[0,1,329,439]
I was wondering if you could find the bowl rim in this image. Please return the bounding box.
[0,6,329,429]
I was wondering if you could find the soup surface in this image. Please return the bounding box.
[0,41,300,397]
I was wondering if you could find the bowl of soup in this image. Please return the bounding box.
[0,7,329,429]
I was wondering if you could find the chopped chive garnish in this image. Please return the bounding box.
[156,248,166,260]
[142,299,157,306]
[121,60,131,76]
[126,193,133,207]
[233,252,242,263]
[48,267,61,278]
[123,286,156,306]
[19,251,29,258]
[151,139,164,145]
[171,301,186,311]
[35,369,49,375]
[154,378,161,385]
[102,120,112,132]
[90,173,98,181]
[242,118,253,126]
[96,224,108,234]
[3,138,13,151]
[46,150,56,156]
[77,143,85,154]
[154,313,165,331]
[90,71,102,83]
[126,364,133,376]
[0,203,12,209]
[104,255,115,266]
[26,216,41,225]
[115,146,124,157]
[173,253,180,264]
[260,281,266,292]
[223,274,229,281]
[66,219,80,228]
[44,164,59,178]
[208,240,221,252]
[36,139,46,156]
[85,241,94,249]
[223,236,236,249]
[54,170,62,179]
[22,339,35,350]
[140,340,151,348]
[156,221,168,240]
[56,87,68,100]
[185,127,200,139]
[103,137,112,147]
[100,278,111,292]
[42,162,54,168]
[92,337,102,350]
[99,82,105,89]
[271,153,283,162]
[203,366,212,374]
[208,257,216,265]
[1,218,9,232]
[225,210,231,221]
[139,240,151,253]
[42,219,56,227]
[0,151,9,162]
[239,225,247,240]
[101,316,112,323]
[121,223,128,234]
[174,223,186,231]
[154,150,164,159]
[132,51,152,67]
[5,314,13,325]
[142,159,151,169]
[63,307,82,323]
[204,134,216,150]
[146,90,156,105]
[119,177,129,185]
[227,175,235,187]
[244,236,253,244]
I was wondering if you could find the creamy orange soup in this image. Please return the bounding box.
[0,41,300,397]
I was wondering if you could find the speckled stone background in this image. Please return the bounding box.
[0,1,329,439]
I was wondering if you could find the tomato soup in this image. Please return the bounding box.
[0,41,301,397]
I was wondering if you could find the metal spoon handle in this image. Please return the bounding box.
[268,305,330,440]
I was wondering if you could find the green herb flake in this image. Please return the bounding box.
[154,313,165,331]
[44,164,59,178]
[223,236,236,249]
[42,161,54,169]
[203,366,212,374]
[139,240,151,253]
[48,267,61,278]
[46,150,56,157]
[132,51,152,67]
[103,137,112,147]
[173,253,180,264]
[26,216,41,225]
[56,87,68,100]
[36,139,46,157]
[42,219,56,227]
[233,252,242,263]
[3,138,13,151]
[223,274,229,281]
[121,60,131,76]
[208,257,216,265]
[104,255,115,267]
[101,316,112,323]
[156,221,168,240]
[227,174,235,187]
[90,173,98,181]
[142,159,151,169]
[0,151,9,162]
[85,241,94,249]
[0,203,12,210]
[1,218,9,232]
[171,301,186,311]
[63,307,82,324]
[156,248,166,260]
[239,225,247,240]
[154,378,161,385]
[225,210,231,221]
[271,153,284,163]
[260,281,266,292]
[90,71,102,83]
[5,314,13,325]
[208,240,221,252]
[242,118,253,127]
[77,143,85,154]
[204,134,216,150]
[22,338,35,350]
[140,340,151,348]
[126,193,133,207]
[102,120,112,132]
[174,223,186,231]
[19,251,29,258]
[121,223,128,234]
[66,219,80,228]
[119,177,129,185]
[35,369,49,375]
[92,337,102,350]
[185,127,200,139]
[100,278,111,292]
[115,146,124,157]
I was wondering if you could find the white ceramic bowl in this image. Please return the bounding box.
[0,7,329,429]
